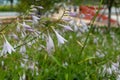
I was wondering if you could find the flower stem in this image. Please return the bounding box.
[80,0,103,55]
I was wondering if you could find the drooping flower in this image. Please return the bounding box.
[68,20,79,32]
[69,12,78,17]
[62,18,71,22]
[20,45,26,54]
[36,6,44,9]
[80,20,88,32]
[1,36,15,56]
[21,32,26,38]
[58,24,73,31]
[32,15,40,24]
[11,33,19,40]
[22,22,34,32]
[117,75,120,80]
[19,73,26,80]
[73,24,79,32]
[53,28,67,45]
[46,34,55,54]
[30,8,37,12]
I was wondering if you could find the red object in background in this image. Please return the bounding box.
[87,6,105,10]
[79,6,116,23]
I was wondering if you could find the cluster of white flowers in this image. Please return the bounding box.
[0,2,89,57]
[0,35,15,56]
[101,62,120,78]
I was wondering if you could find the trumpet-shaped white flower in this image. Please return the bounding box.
[73,24,79,32]
[20,45,26,54]
[69,12,78,17]
[1,38,15,56]
[117,75,120,80]
[62,18,71,22]
[46,34,55,54]
[53,29,67,45]
[19,73,26,80]
[11,33,19,40]
[22,22,34,32]
[30,8,37,12]
[32,15,40,24]
[58,24,73,31]
[36,6,44,9]
[80,20,88,32]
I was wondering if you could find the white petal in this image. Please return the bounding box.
[32,16,40,24]
[32,15,40,20]
[1,38,15,56]
[53,29,67,45]
[73,24,79,32]
[80,20,88,32]
[20,45,26,54]
[58,24,73,31]
[46,34,55,54]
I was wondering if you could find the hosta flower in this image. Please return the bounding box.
[11,33,19,40]
[46,34,55,54]
[106,67,112,75]
[117,75,120,80]
[73,24,79,32]
[58,24,73,31]
[30,8,37,12]
[1,37,15,56]
[21,32,26,38]
[69,20,79,31]
[69,12,78,17]
[80,20,88,32]
[20,45,26,54]
[53,29,67,45]
[19,73,26,80]
[111,62,119,71]
[22,22,34,32]
[32,15,40,24]
[36,6,44,9]
[62,18,71,22]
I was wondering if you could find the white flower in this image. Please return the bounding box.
[22,22,34,32]
[111,62,119,71]
[58,24,73,31]
[19,73,26,80]
[21,32,26,38]
[30,8,37,12]
[36,6,44,9]
[1,38,15,56]
[62,18,71,22]
[53,29,67,45]
[69,12,78,17]
[73,24,79,32]
[20,45,26,54]
[11,33,19,40]
[117,75,120,80]
[80,20,88,32]
[32,15,40,24]
[69,20,75,25]
[107,67,112,74]
[46,34,55,54]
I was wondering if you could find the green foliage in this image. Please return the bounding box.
[0,5,17,11]
[0,26,120,79]
[16,0,65,13]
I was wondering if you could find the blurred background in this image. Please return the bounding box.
[0,0,120,27]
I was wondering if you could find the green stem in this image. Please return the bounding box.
[80,0,103,55]
[14,28,47,49]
